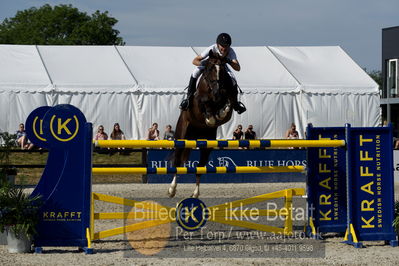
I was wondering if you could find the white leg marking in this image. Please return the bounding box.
[168,175,177,198]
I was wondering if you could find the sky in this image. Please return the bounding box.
[0,0,398,71]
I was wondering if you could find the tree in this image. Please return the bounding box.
[0,4,125,45]
[365,69,382,89]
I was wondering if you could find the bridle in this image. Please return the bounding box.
[203,60,225,92]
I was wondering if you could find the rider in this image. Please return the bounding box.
[179,33,246,114]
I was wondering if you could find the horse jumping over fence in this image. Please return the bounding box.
[168,51,235,198]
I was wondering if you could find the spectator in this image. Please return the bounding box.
[383,120,388,127]
[244,125,256,140]
[147,123,160,140]
[285,122,300,149]
[233,124,243,140]
[110,123,126,140]
[15,123,33,150]
[285,123,299,139]
[94,125,108,140]
[163,125,175,140]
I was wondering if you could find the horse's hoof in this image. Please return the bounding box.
[217,105,231,120]
[168,187,176,198]
[205,116,215,126]
[191,193,199,199]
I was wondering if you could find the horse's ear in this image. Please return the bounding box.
[208,49,215,58]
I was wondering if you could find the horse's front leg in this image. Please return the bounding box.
[204,105,216,126]
[216,100,231,121]
[191,174,200,198]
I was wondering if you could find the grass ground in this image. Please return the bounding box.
[7,149,144,185]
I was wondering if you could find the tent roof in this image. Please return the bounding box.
[269,46,378,93]
[0,45,51,90]
[38,46,137,91]
[0,44,378,94]
[193,46,300,92]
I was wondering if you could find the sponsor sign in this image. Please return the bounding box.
[347,126,396,242]
[306,127,347,233]
[146,149,306,183]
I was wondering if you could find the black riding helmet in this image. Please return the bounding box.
[216,33,232,47]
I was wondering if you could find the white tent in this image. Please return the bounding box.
[0,45,379,140]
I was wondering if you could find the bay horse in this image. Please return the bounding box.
[168,50,235,198]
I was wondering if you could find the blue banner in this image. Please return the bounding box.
[347,126,396,242]
[306,126,347,234]
[146,149,306,183]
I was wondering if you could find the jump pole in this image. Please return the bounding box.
[95,139,345,149]
[92,165,305,175]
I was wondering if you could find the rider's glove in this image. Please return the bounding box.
[222,57,233,65]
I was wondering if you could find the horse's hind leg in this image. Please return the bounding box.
[168,175,178,198]
[168,148,181,198]
[168,148,191,198]
[191,148,212,198]
[192,174,201,198]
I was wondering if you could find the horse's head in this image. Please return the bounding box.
[193,50,233,127]
[202,50,229,101]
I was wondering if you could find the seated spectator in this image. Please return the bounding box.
[110,123,126,140]
[244,125,256,140]
[15,123,34,150]
[383,120,388,127]
[94,125,108,140]
[233,124,243,140]
[163,125,175,140]
[147,123,160,140]
[285,123,299,139]
[285,123,299,149]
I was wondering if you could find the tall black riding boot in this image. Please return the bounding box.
[180,76,197,110]
[231,84,246,114]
